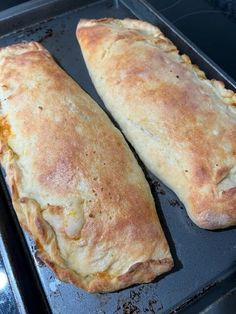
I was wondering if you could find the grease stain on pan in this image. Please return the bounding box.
[38,28,53,43]
[112,285,163,314]
[151,179,166,196]
[169,199,184,209]
[96,292,110,311]
[76,291,84,301]
[144,299,163,313]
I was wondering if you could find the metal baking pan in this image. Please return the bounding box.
[0,0,235,313]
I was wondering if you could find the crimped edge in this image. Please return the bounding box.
[76,18,236,230]
[77,18,236,106]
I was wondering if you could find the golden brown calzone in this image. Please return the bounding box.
[0,42,173,292]
[77,18,236,230]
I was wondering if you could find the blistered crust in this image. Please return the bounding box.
[77,18,236,230]
[0,42,173,292]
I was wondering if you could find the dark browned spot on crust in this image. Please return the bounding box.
[194,165,210,184]
[35,217,47,241]
[20,197,27,203]
[216,166,230,183]
[10,181,18,200]
[47,204,63,214]
[222,186,236,196]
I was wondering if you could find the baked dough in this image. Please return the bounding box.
[0,42,173,292]
[77,18,236,230]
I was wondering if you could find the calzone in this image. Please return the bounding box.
[0,42,173,292]
[77,18,236,230]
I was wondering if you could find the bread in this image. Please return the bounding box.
[0,41,173,292]
[77,18,236,230]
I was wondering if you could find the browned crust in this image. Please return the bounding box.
[39,251,173,293]
[77,18,236,230]
[0,41,173,292]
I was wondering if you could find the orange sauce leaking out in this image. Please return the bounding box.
[0,116,11,138]
[96,271,110,279]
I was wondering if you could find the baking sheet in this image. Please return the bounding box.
[0,0,235,313]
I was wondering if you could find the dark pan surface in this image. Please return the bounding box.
[0,0,235,313]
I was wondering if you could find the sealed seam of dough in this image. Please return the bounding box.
[77,18,236,230]
[0,42,173,292]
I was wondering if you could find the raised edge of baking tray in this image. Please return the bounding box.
[0,0,235,313]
